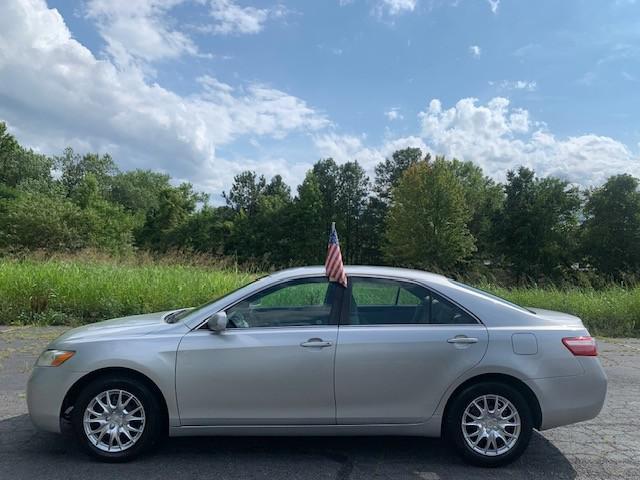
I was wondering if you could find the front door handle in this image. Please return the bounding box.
[447,336,478,344]
[300,338,333,348]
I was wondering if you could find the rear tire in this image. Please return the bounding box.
[71,376,162,462]
[445,382,533,467]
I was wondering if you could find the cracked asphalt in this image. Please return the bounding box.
[1,326,639,480]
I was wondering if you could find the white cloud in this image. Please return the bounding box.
[487,0,499,14]
[385,108,403,121]
[489,80,538,91]
[208,0,270,35]
[376,0,418,16]
[419,97,640,185]
[469,45,481,58]
[85,0,200,65]
[313,133,428,171]
[0,0,328,190]
[85,0,284,67]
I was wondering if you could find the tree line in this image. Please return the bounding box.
[1,121,639,286]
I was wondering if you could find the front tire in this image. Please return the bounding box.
[445,382,533,467]
[71,376,162,462]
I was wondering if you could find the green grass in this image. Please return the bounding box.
[0,257,256,326]
[0,257,638,336]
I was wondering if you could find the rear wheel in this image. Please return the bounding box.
[445,382,533,467]
[71,376,162,462]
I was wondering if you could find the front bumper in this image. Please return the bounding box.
[529,357,607,430]
[27,366,85,433]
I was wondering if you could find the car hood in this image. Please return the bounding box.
[50,310,181,345]
[526,307,585,328]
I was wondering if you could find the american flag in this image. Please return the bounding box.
[325,222,347,288]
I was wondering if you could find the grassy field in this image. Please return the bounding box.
[0,257,638,336]
[0,257,256,326]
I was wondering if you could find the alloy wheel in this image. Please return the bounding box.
[461,394,521,457]
[82,389,146,452]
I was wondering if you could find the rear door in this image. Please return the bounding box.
[335,276,488,424]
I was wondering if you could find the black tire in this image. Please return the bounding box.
[445,382,533,467]
[71,376,163,462]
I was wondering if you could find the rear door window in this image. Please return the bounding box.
[347,277,477,325]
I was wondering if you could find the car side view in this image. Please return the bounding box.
[27,266,607,466]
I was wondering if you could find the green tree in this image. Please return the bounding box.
[384,159,475,271]
[138,183,204,250]
[109,170,172,213]
[582,174,640,277]
[448,159,504,259]
[223,171,267,215]
[289,171,327,265]
[499,167,581,281]
[374,147,427,203]
[0,191,84,250]
[0,122,52,188]
[56,148,118,198]
[336,161,369,263]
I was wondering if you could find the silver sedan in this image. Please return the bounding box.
[27,266,607,466]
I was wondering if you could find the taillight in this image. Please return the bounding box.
[562,336,598,356]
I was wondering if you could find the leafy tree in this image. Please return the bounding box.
[336,161,369,263]
[384,159,475,271]
[289,171,327,265]
[137,183,204,250]
[109,170,172,213]
[311,158,340,234]
[582,174,640,277]
[448,159,504,259]
[0,122,52,188]
[0,191,84,250]
[498,167,580,281]
[56,148,118,198]
[223,171,267,215]
[374,147,427,203]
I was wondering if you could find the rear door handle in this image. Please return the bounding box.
[447,336,478,344]
[300,338,333,348]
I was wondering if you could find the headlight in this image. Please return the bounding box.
[36,349,75,367]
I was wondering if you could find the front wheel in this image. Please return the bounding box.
[71,376,162,462]
[445,382,533,467]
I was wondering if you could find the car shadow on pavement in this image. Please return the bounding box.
[0,414,577,480]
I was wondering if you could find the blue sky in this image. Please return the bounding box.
[1,0,639,199]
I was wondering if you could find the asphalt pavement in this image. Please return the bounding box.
[1,326,638,480]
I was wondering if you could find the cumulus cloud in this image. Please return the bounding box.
[313,133,428,171]
[469,45,481,58]
[208,0,270,35]
[85,0,200,66]
[487,0,499,14]
[0,0,327,185]
[419,97,640,185]
[85,0,285,66]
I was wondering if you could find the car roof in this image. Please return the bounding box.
[267,265,450,286]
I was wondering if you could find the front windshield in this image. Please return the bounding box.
[165,275,268,323]
[451,281,534,314]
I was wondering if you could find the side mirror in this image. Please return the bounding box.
[207,311,228,332]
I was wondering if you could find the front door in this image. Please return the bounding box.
[176,277,341,426]
[335,276,489,424]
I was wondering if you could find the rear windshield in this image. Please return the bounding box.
[450,281,534,314]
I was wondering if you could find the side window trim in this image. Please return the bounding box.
[339,275,482,327]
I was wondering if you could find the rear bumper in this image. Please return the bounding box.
[27,366,84,433]
[529,357,607,430]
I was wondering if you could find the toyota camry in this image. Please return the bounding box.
[27,266,607,466]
